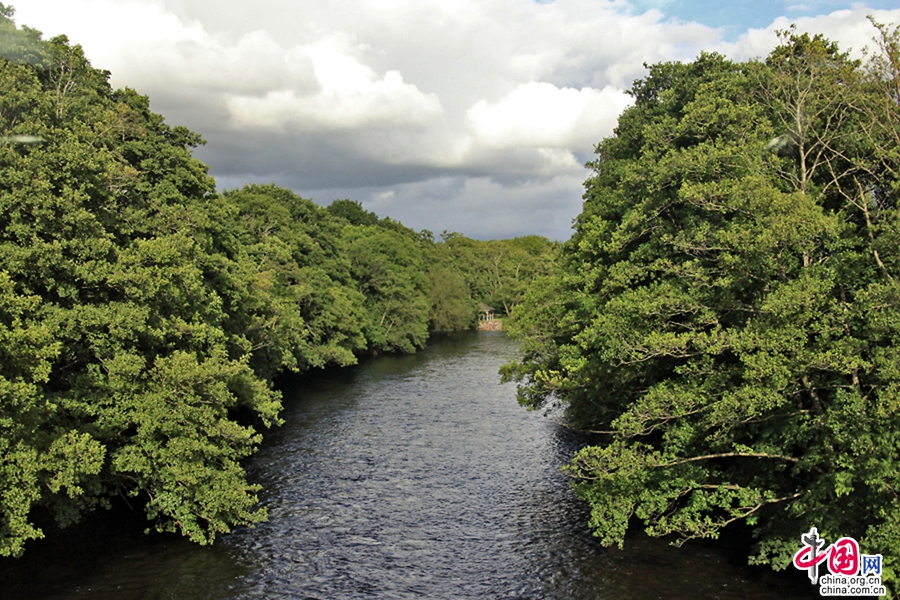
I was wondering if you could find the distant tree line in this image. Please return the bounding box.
[0,5,556,555]
[504,21,900,591]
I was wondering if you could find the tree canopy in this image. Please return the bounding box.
[0,7,289,553]
[0,4,558,555]
[504,22,900,589]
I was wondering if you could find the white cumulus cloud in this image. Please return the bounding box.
[719,7,900,61]
[11,0,900,240]
[225,41,443,131]
[466,82,633,151]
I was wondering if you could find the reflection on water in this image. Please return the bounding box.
[0,331,814,599]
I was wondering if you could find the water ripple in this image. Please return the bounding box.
[0,332,814,600]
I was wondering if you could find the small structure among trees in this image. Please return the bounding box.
[478,303,494,321]
[478,303,502,330]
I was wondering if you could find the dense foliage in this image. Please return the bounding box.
[505,22,900,588]
[434,232,560,319]
[0,9,286,554]
[0,7,556,555]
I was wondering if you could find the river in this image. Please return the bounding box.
[0,331,814,599]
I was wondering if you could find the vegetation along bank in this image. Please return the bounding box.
[5,1,900,594]
[0,4,555,557]
[504,19,900,594]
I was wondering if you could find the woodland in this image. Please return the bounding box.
[504,18,900,591]
[5,0,900,593]
[0,4,555,557]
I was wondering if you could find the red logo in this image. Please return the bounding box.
[828,538,859,575]
[792,528,862,581]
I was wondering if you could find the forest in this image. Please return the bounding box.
[504,19,900,591]
[6,0,900,593]
[0,5,556,557]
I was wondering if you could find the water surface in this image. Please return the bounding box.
[0,331,814,599]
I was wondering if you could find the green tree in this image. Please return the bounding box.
[0,3,48,68]
[505,28,900,589]
[427,266,476,331]
[483,236,559,316]
[433,232,558,318]
[0,13,280,554]
[343,224,430,353]
[325,198,380,227]
[214,184,368,376]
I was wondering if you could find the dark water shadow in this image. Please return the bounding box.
[0,331,819,599]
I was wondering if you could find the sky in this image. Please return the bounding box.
[9,0,900,240]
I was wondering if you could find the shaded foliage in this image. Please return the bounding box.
[0,5,559,555]
[433,232,559,319]
[505,24,900,591]
[0,9,280,553]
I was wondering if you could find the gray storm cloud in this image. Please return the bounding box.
[12,0,900,239]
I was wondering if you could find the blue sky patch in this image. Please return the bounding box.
[625,1,900,41]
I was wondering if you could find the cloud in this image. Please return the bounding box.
[719,6,900,61]
[15,0,442,133]
[309,174,587,240]
[226,42,443,131]
[466,82,632,152]
[11,0,900,240]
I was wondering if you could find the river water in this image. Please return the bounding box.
[1,331,815,599]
